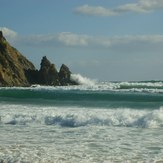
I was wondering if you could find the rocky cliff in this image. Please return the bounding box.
[0,31,35,86]
[0,31,77,87]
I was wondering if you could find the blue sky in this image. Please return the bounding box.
[1,0,163,81]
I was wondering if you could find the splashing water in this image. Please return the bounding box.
[70,73,96,86]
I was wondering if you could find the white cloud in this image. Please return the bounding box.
[16,33,91,47]
[96,35,163,47]
[1,27,163,52]
[18,33,163,54]
[75,5,118,16]
[57,32,90,46]
[12,33,163,49]
[0,27,17,40]
[117,0,163,13]
[75,0,163,16]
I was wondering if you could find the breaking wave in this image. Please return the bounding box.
[70,73,96,86]
[1,105,163,128]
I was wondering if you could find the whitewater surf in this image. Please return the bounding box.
[0,74,163,162]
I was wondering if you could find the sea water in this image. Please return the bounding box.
[0,74,163,162]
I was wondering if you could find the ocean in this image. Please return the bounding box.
[0,74,163,163]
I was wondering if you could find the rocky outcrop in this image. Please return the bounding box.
[27,56,77,86]
[59,64,77,86]
[38,56,60,85]
[0,31,77,87]
[0,31,35,86]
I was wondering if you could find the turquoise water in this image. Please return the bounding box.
[0,75,163,162]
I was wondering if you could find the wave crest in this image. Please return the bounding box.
[1,105,163,128]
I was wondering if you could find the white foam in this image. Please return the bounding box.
[1,104,163,162]
[1,79,163,93]
[1,104,163,128]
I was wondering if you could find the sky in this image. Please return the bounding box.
[0,0,163,81]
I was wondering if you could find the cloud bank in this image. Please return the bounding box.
[75,0,163,16]
[1,27,163,53]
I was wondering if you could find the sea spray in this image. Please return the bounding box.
[70,73,96,86]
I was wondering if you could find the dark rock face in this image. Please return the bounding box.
[59,64,71,85]
[39,56,60,85]
[0,31,78,87]
[0,31,3,38]
[29,57,78,86]
[59,64,77,86]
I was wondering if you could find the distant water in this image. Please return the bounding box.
[0,74,163,162]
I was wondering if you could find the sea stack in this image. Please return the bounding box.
[59,64,77,86]
[38,56,60,86]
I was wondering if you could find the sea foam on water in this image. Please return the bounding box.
[1,79,163,162]
[1,104,163,128]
